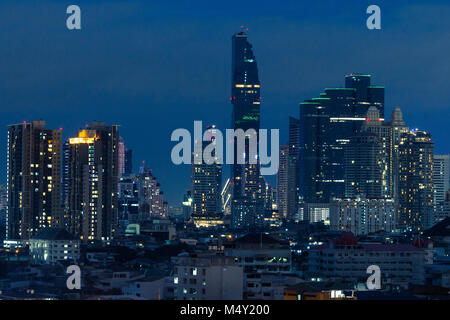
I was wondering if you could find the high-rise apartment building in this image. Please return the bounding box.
[118,137,125,176]
[287,117,300,220]
[65,122,119,242]
[358,107,394,198]
[398,130,434,231]
[389,107,410,201]
[6,121,62,240]
[345,132,383,198]
[433,155,450,222]
[191,125,223,228]
[277,145,289,219]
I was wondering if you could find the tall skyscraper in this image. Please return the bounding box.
[398,130,434,231]
[230,30,265,229]
[6,121,62,240]
[278,118,301,222]
[433,155,450,222]
[298,74,384,204]
[298,100,328,203]
[287,117,300,221]
[388,107,410,202]
[118,137,125,176]
[191,125,223,228]
[65,122,119,242]
[277,145,289,219]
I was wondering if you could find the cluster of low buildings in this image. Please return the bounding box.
[0,215,449,300]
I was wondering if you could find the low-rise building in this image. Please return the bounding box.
[306,232,425,287]
[172,253,243,300]
[29,228,80,265]
[245,273,301,300]
[330,196,396,235]
[225,233,291,274]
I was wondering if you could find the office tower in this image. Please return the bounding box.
[66,122,119,242]
[124,148,133,175]
[137,167,168,219]
[298,74,384,204]
[344,132,383,198]
[398,130,434,231]
[433,155,450,222]
[277,145,289,219]
[191,125,223,227]
[6,121,62,240]
[345,74,384,119]
[298,100,328,203]
[230,30,265,228]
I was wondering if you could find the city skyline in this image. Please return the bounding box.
[1,0,450,207]
[1,0,450,303]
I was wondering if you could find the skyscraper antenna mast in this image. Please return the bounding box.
[240,25,248,33]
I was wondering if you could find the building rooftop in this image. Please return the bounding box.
[235,233,282,245]
[31,227,76,241]
[423,217,450,237]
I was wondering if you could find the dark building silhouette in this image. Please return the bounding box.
[230,30,265,229]
[6,121,62,240]
[298,74,384,204]
[124,148,133,175]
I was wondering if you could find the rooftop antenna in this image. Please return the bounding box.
[139,160,145,174]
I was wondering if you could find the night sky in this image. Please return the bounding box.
[1,0,449,205]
